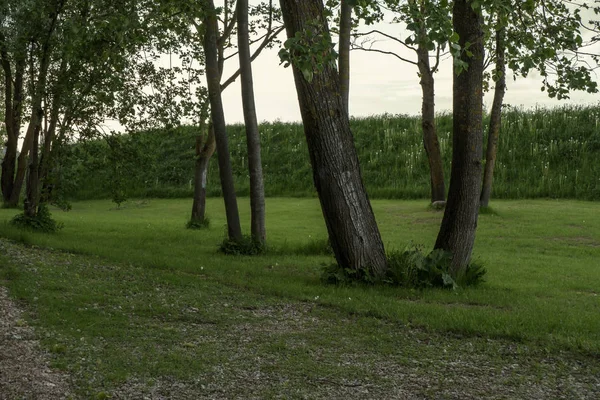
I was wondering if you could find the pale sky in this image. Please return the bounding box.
[217,3,599,124]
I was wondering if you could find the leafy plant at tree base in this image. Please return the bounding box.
[218,235,267,256]
[322,244,486,289]
[186,217,210,230]
[10,204,63,233]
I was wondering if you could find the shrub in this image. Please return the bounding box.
[186,217,210,230]
[10,204,63,233]
[218,235,266,256]
[321,244,486,289]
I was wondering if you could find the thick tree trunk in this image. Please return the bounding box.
[417,42,446,203]
[191,123,216,222]
[434,0,484,272]
[237,0,267,244]
[279,0,388,277]
[25,123,41,217]
[338,0,352,113]
[203,0,243,242]
[8,121,36,206]
[480,27,506,207]
[1,52,24,204]
[39,98,60,203]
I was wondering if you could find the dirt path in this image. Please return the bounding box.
[0,286,72,400]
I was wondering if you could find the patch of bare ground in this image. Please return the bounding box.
[0,286,73,400]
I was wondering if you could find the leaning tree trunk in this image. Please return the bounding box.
[25,122,41,217]
[237,0,267,244]
[480,27,506,208]
[338,0,352,113]
[434,0,484,272]
[191,123,216,222]
[8,119,37,206]
[203,0,243,242]
[39,97,61,204]
[417,41,446,204]
[279,0,388,277]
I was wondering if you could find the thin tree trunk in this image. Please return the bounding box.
[279,0,388,277]
[237,0,267,244]
[480,27,506,207]
[417,42,445,203]
[203,0,243,242]
[8,121,36,206]
[338,0,352,113]
[191,123,216,222]
[434,0,484,272]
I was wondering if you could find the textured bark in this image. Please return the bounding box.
[191,123,216,222]
[434,0,484,272]
[480,27,506,208]
[338,0,352,114]
[203,0,243,241]
[25,124,41,218]
[237,0,267,244]
[417,39,445,203]
[279,0,388,276]
[39,98,60,203]
[0,47,25,204]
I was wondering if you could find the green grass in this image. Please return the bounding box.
[62,104,600,201]
[1,198,599,396]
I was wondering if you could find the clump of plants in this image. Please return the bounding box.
[186,217,210,230]
[218,235,266,256]
[10,204,63,233]
[322,244,486,289]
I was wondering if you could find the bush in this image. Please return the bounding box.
[322,244,486,289]
[186,217,210,230]
[218,235,266,256]
[10,204,63,233]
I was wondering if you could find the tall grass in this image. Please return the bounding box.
[64,104,600,200]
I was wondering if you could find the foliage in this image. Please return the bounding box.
[186,216,210,229]
[322,244,486,289]
[218,234,266,256]
[62,105,600,201]
[9,204,63,233]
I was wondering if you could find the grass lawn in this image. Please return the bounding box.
[1,198,599,398]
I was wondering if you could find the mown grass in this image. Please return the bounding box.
[1,198,599,350]
[0,198,599,396]
[65,104,600,201]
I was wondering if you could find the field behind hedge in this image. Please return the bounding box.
[63,104,600,200]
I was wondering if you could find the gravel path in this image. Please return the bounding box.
[0,286,72,400]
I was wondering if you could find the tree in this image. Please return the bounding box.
[480,0,599,206]
[434,0,484,272]
[279,0,388,276]
[350,0,451,204]
[237,0,267,244]
[202,0,243,242]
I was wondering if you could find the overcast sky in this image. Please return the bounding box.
[216,3,599,124]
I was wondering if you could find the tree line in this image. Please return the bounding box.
[1,0,598,280]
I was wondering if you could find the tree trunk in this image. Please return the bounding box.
[191,123,216,222]
[279,0,388,277]
[338,0,352,114]
[25,122,41,218]
[434,0,484,272]
[237,0,267,244]
[39,97,60,204]
[1,51,24,204]
[203,0,243,242]
[8,121,36,206]
[480,27,506,207]
[417,41,445,203]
